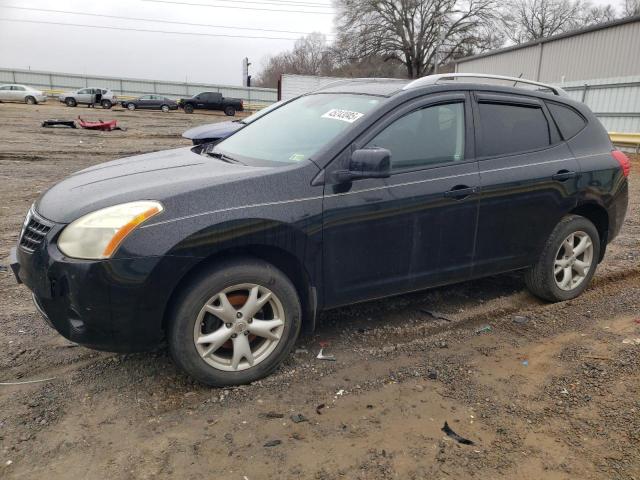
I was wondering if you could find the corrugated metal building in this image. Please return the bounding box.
[455,15,640,133]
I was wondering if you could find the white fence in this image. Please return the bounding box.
[0,68,278,107]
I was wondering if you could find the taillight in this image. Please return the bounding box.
[612,150,631,177]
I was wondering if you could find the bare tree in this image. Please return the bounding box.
[333,0,499,78]
[582,3,617,24]
[623,0,640,16]
[501,0,585,43]
[501,0,622,45]
[255,33,334,87]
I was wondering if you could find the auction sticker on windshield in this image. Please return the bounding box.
[321,109,364,123]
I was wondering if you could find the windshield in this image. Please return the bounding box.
[240,100,283,124]
[214,93,382,165]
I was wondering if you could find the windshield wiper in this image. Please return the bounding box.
[205,150,245,165]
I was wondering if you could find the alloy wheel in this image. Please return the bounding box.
[193,283,285,371]
[554,231,594,291]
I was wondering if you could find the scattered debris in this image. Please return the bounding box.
[560,388,569,395]
[622,338,640,345]
[259,411,284,419]
[420,308,452,322]
[0,377,56,386]
[521,360,529,367]
[366,404,374,409]
[290,414,308,423]
[475,325,492,334]
[263,439,282,447]
[5,460,12,466]
[427,369,438,380]
[294,348,308,354]
[0,264,8,273]
[316,348,336,361]
[316,403,326,415]
[512,315,529,324]
[335,389,345,396]
[77,117,123,131]
[441,421,475,445]
[41,119,76,128]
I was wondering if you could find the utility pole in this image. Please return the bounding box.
[242,57,252,87]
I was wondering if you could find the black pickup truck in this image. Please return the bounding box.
[178,92,244,116]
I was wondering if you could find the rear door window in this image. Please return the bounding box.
[366,102,465,170]
[546,102,587,139]
[478,102,551,157]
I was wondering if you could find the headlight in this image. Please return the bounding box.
[57,201,163,259]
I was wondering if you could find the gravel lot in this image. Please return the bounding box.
[0,102,639,480]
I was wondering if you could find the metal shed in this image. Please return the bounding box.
[454,16,640,135]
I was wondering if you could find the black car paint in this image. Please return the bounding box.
[10,82,628,352]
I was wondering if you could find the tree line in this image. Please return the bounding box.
[256,0,640,86]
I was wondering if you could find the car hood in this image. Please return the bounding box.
[35,147,269,223]
[182,121,243,141]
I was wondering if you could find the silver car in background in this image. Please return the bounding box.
[0,84,47,104]
[58,88,116,109]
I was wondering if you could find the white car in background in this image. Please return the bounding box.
[0,84,47,104]
[58,88,116,109]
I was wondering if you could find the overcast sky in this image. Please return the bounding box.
[0,0,624,87]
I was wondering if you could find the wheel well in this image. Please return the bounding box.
[570,203,609,262]
[161,246,316,334]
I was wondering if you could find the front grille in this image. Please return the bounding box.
[19,212,52,253]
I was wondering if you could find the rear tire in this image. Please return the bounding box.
[168,258,302,386]
[224,106,236,116]
[184,103,194,114]
[161,104,170,113]
[127,103,136,111]
[525,215,600,302]
[25,96,36,105]
[101,99,112,109]
[65,97,77,107]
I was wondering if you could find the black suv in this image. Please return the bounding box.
[9,74,630,386]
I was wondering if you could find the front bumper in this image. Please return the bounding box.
[9,225,195,352]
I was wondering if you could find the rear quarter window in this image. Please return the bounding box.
[546,102,587,140]
[478,102,551,157]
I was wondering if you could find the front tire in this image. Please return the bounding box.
[127,103,136,111]
[184,103,194,114]
[65,97,77,107]
[168,258,302,386]
[161,104,170,113]
[525,215,600,302]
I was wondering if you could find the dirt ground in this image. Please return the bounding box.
[0,102,639,480]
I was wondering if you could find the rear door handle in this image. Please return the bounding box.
[552,170,578,181]
[444,185,477,199]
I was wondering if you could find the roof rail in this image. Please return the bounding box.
[403,73,568,97]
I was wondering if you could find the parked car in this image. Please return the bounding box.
[9,74,630,387]
[182,101,282,145]
[121,95,178,112]
[0,84,47,104]
[58,88,116,109]
[178,92,243,115]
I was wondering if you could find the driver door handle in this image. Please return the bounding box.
[444,185,477,199]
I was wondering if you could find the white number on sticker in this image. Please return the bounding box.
[321,109,364,123]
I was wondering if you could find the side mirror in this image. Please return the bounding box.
[335,148,392,183]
